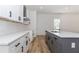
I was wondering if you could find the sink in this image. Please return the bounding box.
[51,30,60,33]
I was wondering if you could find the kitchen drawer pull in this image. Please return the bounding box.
[21,46,24,52]
[54,37,57,40]
[51,40,53,44]
[26,36,28,38]
[15,43,20,47]
[26,40,28,46]
[48,37,50,40]
[29,38,30,41]
[9,11,12,17]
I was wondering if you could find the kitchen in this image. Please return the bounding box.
[0,5,79,53]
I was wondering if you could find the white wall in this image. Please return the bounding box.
[60,13,79,32]
[36,12,54,35]
[36,12,79,35]
[0,20,30,36]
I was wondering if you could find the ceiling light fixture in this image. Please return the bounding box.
[40,6,43,9]
[65,7,69,10]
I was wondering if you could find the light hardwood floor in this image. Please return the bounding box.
[27,36,50,53]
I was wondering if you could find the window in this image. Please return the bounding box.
[54,18,60,30]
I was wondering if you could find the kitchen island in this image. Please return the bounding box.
[46,30,79,53]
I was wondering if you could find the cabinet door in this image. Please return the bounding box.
[9,6,19,21]
[9,39,22,53]
[0,6,22,22]
[0,5,23,22]
[49,38,56,52]
[0,6,10,18]
[46,34,56,52]
[47,35,51,49]
[20,36,26,53]
[46,32,53,51]
[17,5,23,22]
[55,38,62,53]
[15,43,22,53]
[62,38,79,53]
[22,35,30,53]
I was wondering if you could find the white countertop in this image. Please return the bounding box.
[0,31,31,46]
[47,30,79,38]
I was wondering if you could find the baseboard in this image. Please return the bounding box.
[32,35,46,43]
[37,35,45,37]
[31,37,36,43]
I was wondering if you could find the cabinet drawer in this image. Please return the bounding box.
[21,32,30,53]
[9,39,22,53]
[9,32,31,53]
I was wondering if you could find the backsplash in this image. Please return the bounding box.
[0,19,31,36]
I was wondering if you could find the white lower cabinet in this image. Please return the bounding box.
[9,38,22,53]
[23,37,30,53]
[22,33,31,53]
[0,32,32,53]
[9,35,30,53]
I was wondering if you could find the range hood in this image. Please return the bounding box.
[23,17,30,21]
[23,5,30,21]
[23,5,30,24]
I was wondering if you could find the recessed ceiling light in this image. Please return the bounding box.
[40,6,43,9]
[65,7,68,10]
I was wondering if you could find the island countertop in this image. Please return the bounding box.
[46,30,79,38]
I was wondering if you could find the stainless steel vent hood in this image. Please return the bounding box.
[23,17,30,21]
[23,5,30,21]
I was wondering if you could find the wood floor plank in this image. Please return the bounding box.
[27,36,50,53]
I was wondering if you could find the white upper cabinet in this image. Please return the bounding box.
[17,5,23,23]
[0,6,10,18]
[8,6,18,22]
[0,5,31,24]
[0,5,23,22]
[8,5,23,23]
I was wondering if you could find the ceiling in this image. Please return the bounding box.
[26,5,79,13]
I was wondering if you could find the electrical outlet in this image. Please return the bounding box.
[71,42,75,48]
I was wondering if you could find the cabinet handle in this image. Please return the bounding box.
[15,43,20,47]
[51,40,53,44]
[18,16,21,21]
[26,36,28,38]
[48,37,50,40]
[28,38,30,41]
[54,37,57,40]
[21,46,24,52]
[26,40,28,46]
[9,11,12,17]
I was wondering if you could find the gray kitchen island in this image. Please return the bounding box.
[46,30,79,53]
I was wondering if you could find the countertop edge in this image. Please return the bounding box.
[46,30,79,39]
[0,31,32,46]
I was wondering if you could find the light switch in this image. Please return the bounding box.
[71,42,75,48]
